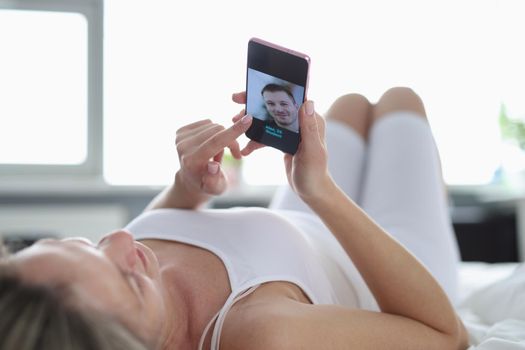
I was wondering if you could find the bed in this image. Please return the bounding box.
[458,262,525,349]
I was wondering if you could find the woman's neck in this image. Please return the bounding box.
[143,240,232,349]
[157,265,192,349]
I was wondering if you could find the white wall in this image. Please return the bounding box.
[0,204,128,243]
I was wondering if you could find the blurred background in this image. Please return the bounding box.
[1,0,524,262]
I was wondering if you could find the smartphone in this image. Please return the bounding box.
[245,38,310,154]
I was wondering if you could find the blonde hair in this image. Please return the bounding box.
[0,239,148,350]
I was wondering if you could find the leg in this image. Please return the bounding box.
[372,87,427,121]
[270,94,372,211]
[325,93,372,141]
[360,87,461,303]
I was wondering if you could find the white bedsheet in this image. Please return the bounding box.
[458,262,525,349]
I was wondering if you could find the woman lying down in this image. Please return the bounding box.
[0,88,469,350]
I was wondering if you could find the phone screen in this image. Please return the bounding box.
[245,38,310,154]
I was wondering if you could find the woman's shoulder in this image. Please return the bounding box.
[220,281,310,350]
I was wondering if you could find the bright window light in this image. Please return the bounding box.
[104,0,525,186]
[0,10,87,165]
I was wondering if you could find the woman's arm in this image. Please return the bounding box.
[144,114,252,211]
[284,101,468,348]
[307,181,467,339]
[144,171,206,211]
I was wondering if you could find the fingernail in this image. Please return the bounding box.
[305,101,314,116]
[207,162,219,174]
[241,114,252,124]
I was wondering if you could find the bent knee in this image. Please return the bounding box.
[373,87,427,121]
[325,93,372,139]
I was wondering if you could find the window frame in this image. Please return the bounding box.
[0,0,103,180]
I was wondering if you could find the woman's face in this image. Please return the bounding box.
[10,231,166,345]
[262,90,298,126]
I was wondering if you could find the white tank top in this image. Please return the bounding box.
[125,207,377,349]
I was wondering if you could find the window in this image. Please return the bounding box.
[104,0,525,187]
[3,1,523,187]
[0,0,102,178]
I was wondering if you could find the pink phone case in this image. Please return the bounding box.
[249,37,311,100]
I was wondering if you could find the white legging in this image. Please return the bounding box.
[270,111,461,303]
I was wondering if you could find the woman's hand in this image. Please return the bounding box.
[174,114,253,207]
[231,92,266,156]
[231,90,333,203]
[284,101,334,203]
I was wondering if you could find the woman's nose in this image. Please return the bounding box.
[98,229,133,245]
[98,230,138,270]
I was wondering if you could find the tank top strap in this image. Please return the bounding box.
[198,283,261,350]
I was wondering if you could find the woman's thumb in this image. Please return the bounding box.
[202,161,227,195]
[299,101,320,146]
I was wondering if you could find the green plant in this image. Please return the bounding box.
[222,152,242,168]
[499,103,525,151]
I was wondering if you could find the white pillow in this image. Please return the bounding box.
[461,263,525,324]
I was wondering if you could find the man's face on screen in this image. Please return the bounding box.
[262,90,299,127]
